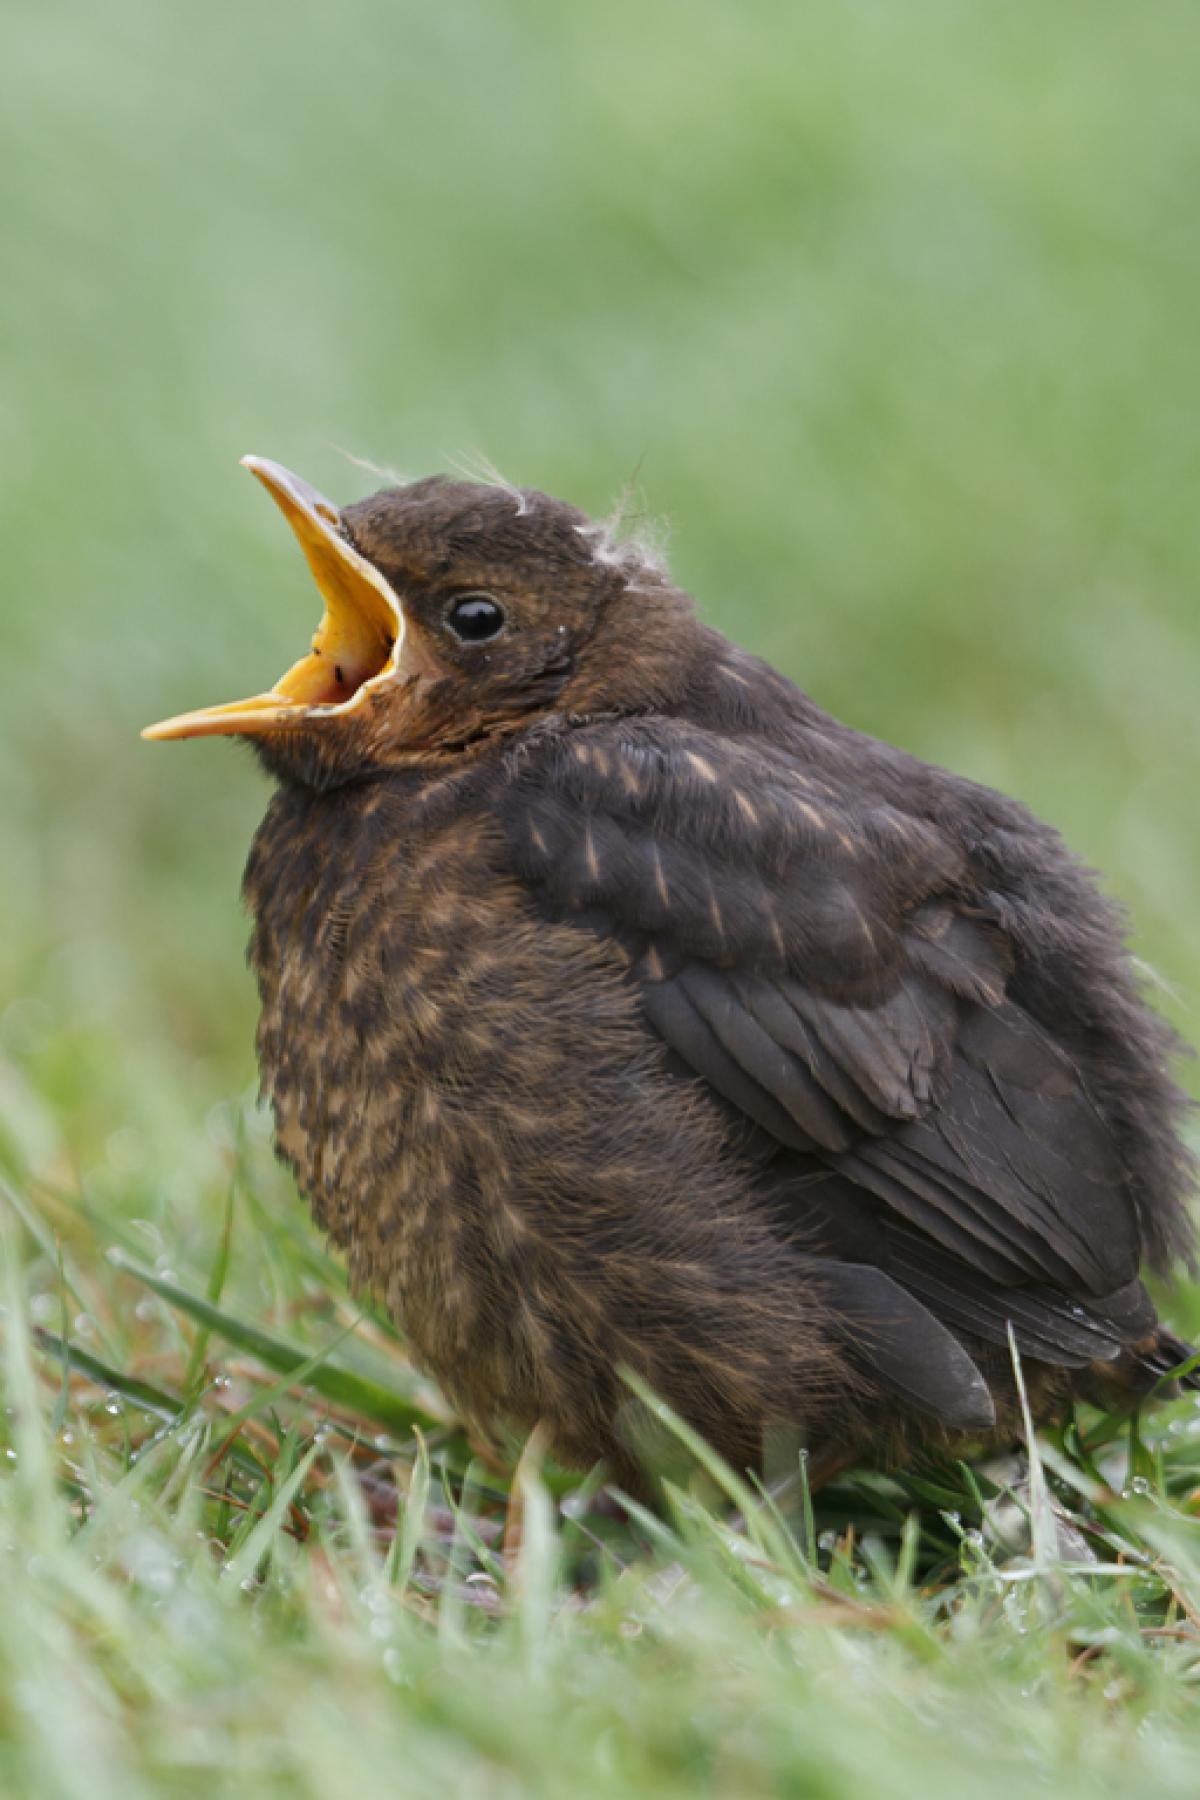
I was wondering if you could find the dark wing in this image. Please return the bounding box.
[500,719,1149,1423]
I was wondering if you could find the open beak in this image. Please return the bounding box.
[142,456,403,742]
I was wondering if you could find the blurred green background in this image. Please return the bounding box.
[2,0,1197,1233]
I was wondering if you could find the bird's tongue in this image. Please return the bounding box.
[141,456,403,743]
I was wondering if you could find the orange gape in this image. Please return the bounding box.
[143,457,401,742]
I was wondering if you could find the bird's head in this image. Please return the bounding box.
[143,458,703,787]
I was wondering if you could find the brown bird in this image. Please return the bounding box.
[144,457,1198,1487]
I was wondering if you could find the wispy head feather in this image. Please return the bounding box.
[329,443,410,486]
[575,482,670,589]
[446,450,531,516]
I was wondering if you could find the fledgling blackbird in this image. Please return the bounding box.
[144,457,1198,1485]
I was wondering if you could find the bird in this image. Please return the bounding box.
[143,455,1198,1488]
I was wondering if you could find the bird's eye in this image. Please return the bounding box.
[445,593,506,643]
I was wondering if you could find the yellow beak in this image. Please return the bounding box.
[142,456,403,742]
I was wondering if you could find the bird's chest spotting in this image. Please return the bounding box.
[244,777,523,1354]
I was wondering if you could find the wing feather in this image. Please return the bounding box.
[501,718,1147,1376]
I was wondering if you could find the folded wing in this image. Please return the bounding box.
[501,719,1149,1426]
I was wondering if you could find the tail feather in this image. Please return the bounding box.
[1137,1329,1200,1391]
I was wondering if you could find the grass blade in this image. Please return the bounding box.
[108,1250,432,1435]
[389,1430,431,1593]
[29,1323,183,1422]
[183,1184,236,1397]
[221,1441,321,1591]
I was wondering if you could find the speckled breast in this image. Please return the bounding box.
[239,762,665,1434]
[245,772,502,1364]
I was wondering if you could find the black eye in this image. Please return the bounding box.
[445,593,506,643]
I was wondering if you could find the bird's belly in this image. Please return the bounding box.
[246,793,633,1436]
[271,1069,551,1428]
[260,941,582,1436]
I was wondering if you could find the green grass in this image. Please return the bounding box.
[2,0,1200,1791]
